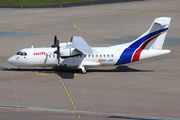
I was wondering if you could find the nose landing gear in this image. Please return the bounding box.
[18,66,22,71]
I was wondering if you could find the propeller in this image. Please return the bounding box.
[53,35,60,66]
[56,40,60,66]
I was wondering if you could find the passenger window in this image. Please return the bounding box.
[100,55,102,57]
[111,54,113,57]
[49,55,51,58]
[104,54,106,57]
[107,54,109,57]
[53,55,55,58]
[92,55,94,57]
[88,55,90,57]
[84,55,86,57]
[96,55,98,57]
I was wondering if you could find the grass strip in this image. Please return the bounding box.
[0,0,101,6]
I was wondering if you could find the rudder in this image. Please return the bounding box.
[148,17,171,50]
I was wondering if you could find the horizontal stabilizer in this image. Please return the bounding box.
[70,36,92,54]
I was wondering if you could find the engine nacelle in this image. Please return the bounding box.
[59,42,71,49]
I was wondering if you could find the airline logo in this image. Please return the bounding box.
[33,52,46,55]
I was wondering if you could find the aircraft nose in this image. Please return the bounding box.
[7,57,13,64]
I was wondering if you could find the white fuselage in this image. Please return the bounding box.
[7,46,170,69]
[7,47,121,68]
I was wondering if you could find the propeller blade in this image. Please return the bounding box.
[56,39,59,46]
[57,40,60,66]
[53,37,60,66]
[54,35,57,45]
[51,35,57,47]
[57,45,60,66]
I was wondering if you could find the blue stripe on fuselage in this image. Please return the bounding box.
[115,28,168,65]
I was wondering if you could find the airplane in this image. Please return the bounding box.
[7,17,171,74]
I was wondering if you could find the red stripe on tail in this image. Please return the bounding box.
[132,32,165,62]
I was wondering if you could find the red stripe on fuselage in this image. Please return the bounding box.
[132,31,166,62]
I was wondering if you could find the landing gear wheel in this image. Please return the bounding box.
[78,65,86,74]
[81,68,86,74]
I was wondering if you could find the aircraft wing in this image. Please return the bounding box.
[70,36,92,54]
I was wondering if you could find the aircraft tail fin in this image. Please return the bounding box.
[129,17,171,50]
[115,17,171,65]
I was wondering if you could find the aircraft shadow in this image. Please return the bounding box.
[87,66,154,73]
[107,115,163,120]
[56,66,154,79]
[1,66,154,79]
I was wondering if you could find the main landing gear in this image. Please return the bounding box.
[78,65,86,74]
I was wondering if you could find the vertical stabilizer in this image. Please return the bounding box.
[128,17,171,50]
[115,17,171,65]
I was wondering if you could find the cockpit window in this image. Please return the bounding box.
[20,52,23,56]
[16,51,27,56]
[16,51,21,55]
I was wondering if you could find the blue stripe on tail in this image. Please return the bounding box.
[115,28,168,65]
